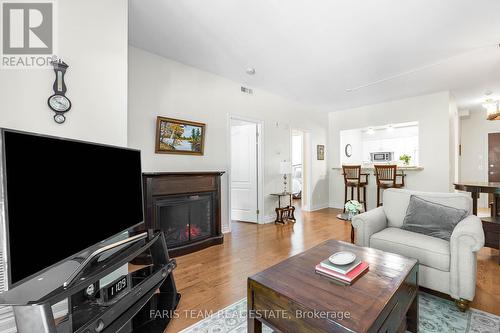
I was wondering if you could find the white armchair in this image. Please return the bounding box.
[352,189,485,311]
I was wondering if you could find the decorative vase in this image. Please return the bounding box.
[347,211,358,220]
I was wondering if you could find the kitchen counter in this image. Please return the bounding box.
[330,165,425,211]
[332,165,424,171]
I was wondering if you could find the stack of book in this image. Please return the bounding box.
[315,258,368,285]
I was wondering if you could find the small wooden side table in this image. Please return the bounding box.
[270,192,295,224]
[481,216,500,264]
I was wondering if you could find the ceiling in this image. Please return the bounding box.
[129,0,500,111]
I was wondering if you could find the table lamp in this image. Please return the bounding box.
[279,161,292,193]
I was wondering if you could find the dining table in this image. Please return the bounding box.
[453,181,500,216]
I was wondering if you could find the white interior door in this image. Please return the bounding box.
[231,120,258,223]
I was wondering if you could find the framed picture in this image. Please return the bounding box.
[155,116,206,155]
[317,145,325,160]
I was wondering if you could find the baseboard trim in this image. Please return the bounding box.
[261,215,275,224]
[308,203,330,212]
[330,202,344,210]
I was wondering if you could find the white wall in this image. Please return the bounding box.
[0,1,128,331]
[340,129,363,165]
[460,109,500,208]
[128,47,329,231]
[329,92,452,209]
[0,0,129,146]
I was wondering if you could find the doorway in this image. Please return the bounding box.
[291,130,303,210]
[229,116,263,224]
[489,133,500,182]
[291,129,310,211]
[488,132,500,216]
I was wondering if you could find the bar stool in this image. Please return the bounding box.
[342,165,368,212]
[374,164,405,207]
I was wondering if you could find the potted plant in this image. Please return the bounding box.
[344,200,363,219]
[399,154,411,166]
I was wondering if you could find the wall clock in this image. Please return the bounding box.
[48,59,71,124]
[345,144,352,157]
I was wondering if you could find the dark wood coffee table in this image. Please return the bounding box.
[247,240,418,333]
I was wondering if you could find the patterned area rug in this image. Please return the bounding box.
[179,292,500,333]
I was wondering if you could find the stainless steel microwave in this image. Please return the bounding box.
[370,152,394,162]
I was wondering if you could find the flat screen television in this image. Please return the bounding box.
[0,129,144,288]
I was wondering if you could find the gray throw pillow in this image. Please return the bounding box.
[401,195,469,241]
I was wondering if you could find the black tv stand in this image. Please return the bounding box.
[0,230,180,333]
[63,232,149,288]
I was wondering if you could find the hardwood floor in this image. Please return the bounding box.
[165,207,500,332]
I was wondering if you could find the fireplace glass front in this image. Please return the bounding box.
[155,194,213,248]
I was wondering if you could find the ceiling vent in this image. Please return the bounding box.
[241,86,253,95]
